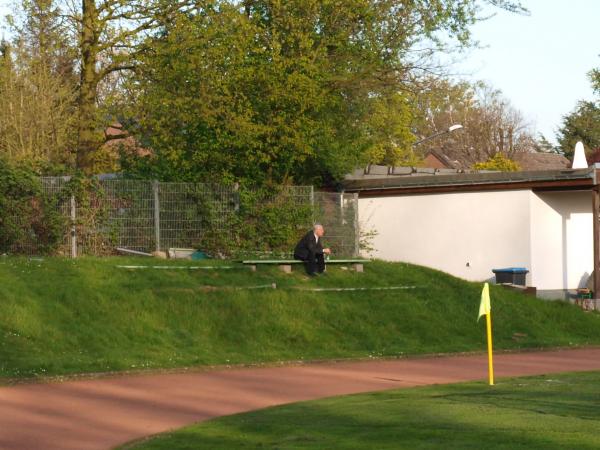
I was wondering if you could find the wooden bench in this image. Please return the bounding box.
[242,259,369,273]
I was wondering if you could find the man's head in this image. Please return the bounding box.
[313,223,325,238]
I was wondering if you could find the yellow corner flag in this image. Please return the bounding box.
[478,283,494,385]
[478,283,491,322]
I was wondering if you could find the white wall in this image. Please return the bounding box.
[530,191,592,290]
[359,190,532,282]
[359,189,594,291]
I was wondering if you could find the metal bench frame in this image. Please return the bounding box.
[242,259,368,273]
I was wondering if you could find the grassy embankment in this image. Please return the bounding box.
[123,371,600,450]
[1,256,599,380]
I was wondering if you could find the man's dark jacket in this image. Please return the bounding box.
[294,231,323,260]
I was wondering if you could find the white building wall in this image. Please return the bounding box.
[530,191,592,291]
[359,190,532,283]
[358,189,594,292]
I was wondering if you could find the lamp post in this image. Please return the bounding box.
[413,124,463,146]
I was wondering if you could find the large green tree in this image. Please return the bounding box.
[557,101,600,158]
[557,70,600,158]
[71,0,201,172]
[125,0,526,185]
[1,0,190,172]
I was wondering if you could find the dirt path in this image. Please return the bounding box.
[2,348,600,450]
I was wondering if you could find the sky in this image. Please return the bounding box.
[0,0,598,144]
[454,0,600,143]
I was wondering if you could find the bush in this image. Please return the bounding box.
[194,186,314,258]
[0,159,66,254]
[472,153,520,172]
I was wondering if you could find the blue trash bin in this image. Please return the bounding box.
[492,267,528,286]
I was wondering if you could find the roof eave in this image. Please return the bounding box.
[342,168,597,196]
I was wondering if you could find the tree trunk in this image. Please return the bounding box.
[77,0,102,172]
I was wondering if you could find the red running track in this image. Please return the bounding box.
[2,348,600,450]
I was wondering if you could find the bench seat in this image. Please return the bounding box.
[242,259,369,273]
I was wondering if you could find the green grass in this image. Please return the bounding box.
[122,371,600,450]
[1,256,600,380]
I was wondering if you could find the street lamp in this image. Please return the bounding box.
[413,124,463,146]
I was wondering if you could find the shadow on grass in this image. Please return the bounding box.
[127,372,600,450]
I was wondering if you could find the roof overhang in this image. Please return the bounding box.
[342,168,599,197]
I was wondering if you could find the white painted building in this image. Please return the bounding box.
[343,166,600,299]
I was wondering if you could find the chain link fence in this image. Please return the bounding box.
[11,178,359,258]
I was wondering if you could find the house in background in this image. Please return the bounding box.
[343,163,600,300]
[423,150,463,170]
[423,149,571,171]
[513,152,571,171]
[96,123,151,171]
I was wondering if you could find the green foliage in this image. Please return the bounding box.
[556,68,600,158]
[127,2,361,185]
[364,93,419,166]
[190,187,315,258]
[0,159,65,253]
[0,0,77,171]
[238,189,314,254]
[63,175,120,255]
[125,0,521,185]
[590,68,600,94]
[126,371,600,450]
[0,0,527,178]
[533,134,559,153]
[1,257,599,380]
[472,153,520,171]
[557,100,600,158]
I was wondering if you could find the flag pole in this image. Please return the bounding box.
[485,310,494,385]
[478,283,494,386]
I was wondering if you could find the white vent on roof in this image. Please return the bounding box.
[572,141,588,169]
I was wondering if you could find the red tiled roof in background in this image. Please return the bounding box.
[103,122,151,157]
[513,152,571,171]
[586,148,600,166]
[424,150,571,171]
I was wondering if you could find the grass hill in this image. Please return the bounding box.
[1,257,599,381]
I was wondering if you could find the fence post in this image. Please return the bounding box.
[310,185,315,224]
[70,195,77,258]
[353,193,359,257]
[153,181,161,252]
[339,190,345,225]
[233,182,240,213]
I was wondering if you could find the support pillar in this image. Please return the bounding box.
[593,188,600,309]
[353,193,360,257]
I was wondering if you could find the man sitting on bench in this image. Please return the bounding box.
[294,224,332,276]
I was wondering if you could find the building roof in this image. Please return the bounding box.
[422,150,571,171]
[587,148,600,165]
[102,122,151,158]
[423,150,463,169]
[342,166,598,196]
[105,122,128,139]
[513,152,571,171]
